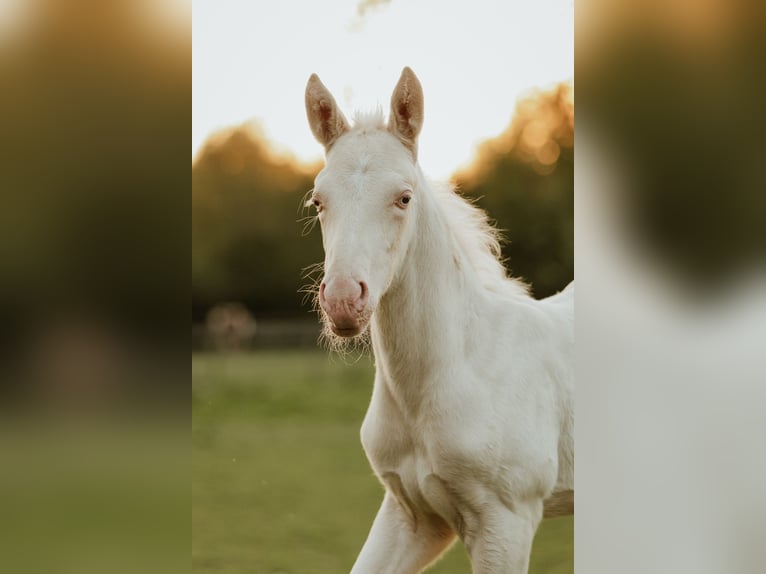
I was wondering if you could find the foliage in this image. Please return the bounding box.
[454,83,574,298]
[579,29,766,289]
[192,125,323,321]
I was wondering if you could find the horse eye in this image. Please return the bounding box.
[396,193,412,209]
[312,198,323,212]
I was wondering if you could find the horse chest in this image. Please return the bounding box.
[361,402,484,530]
[367,432,457,525]
[361,370,562,535]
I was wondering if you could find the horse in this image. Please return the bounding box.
[303,67,573,574]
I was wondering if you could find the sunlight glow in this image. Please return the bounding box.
[0,0,33,42]
[192,0,573,179]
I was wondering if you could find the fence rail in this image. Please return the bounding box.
[192,319,322,351]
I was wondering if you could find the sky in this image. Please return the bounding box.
[192,0,573,180]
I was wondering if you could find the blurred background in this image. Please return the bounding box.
[1,1,189,574]
[192,1,573,573]
[576,1,766,573]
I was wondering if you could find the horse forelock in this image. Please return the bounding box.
[352,109,386,132]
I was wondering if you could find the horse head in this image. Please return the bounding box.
[305,68,424,338]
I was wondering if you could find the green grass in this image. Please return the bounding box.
[193,350,573,573]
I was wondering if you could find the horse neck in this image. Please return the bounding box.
[370,174,489,401]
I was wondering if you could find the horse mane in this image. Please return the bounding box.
[430,180,530,297]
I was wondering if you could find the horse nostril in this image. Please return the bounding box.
[358,281,368,304]
[319,281,327,304]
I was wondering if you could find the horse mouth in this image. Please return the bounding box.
[326,312,371,338]
[331,325,363,337]
[329,316,371,337]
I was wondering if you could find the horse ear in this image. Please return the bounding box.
[388,67,424,156]
[305,74,349,151]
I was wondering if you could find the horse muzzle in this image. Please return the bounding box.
[319,276,370,337]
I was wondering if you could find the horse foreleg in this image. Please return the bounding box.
[350,491,456,574]
[467,499,542,574]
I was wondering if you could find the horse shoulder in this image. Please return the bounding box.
[425,308,568,497]
[421,372,556,498]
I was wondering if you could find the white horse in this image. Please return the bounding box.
[304,67,574,574]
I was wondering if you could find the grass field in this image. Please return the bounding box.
[192,350,573,573]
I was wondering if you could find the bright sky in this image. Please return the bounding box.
[192,0,573,180]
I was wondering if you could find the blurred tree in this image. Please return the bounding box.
[455,83,574,298]
[578,27,766,290]
[192,125,322,322]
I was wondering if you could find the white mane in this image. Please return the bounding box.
[429,179,530,297]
